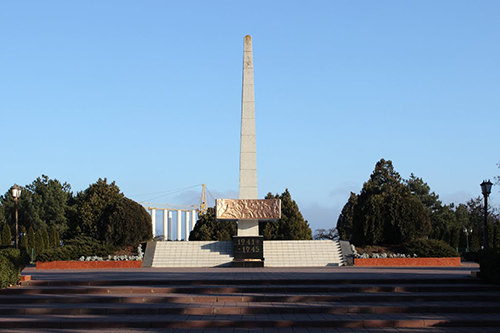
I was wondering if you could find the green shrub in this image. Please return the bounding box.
[37,235,115,262]
[478,249,500,284]
[0,248,27,289]
[0,255,16,288]
[97,197,152,247]
[404,239,458,258]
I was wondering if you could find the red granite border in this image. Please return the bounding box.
[354,257,461,267]
[36,260,143,270]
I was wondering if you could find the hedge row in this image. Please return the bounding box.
[404,239,458,258]
[37,236,115,262]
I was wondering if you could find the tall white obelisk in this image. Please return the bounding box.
[238,35,259,236]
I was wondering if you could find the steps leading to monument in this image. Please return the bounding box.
[264,240,345,267]
[149,240,346,267]
[1,277,500,329]
[151,241,233,267]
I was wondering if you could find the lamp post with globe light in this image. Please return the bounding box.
[463,228,473,253]
[480,180,493,249]
[11,184,22,249]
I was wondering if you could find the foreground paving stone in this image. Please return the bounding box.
[2,265,499,331]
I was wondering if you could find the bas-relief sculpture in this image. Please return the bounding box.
[216,199,281,221]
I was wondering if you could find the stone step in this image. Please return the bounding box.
[3,283,500,295]
[4,272,500,329]
[1,292,500,304]
[1,313,500,329]
[19,277,483,287]
[1,302,500,315]
[150,240,347,267]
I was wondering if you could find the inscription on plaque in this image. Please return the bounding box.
[216,199,281,221]
[233,236,264,260]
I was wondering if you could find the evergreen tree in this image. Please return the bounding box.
[189,207,236,241]
[0,205,5,225]
[0,176,72,235]
[336,192,357,240]
[42,228,50,250]
[1,223,12,246]
[260,189,312,240]
[50,227,60,248]
[98,197,153,247]
[494,221,500,249]
[339,159,431,246]
[34,229,45,258]
[68,178,123,239]
[27,226,36,258]
[20,226,28,249]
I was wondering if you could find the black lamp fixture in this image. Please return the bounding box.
[480,180,493,249]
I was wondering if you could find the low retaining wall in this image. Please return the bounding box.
[36,261,143,270]
[354,257,461,267]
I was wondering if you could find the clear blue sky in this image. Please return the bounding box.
[1,1,499,232]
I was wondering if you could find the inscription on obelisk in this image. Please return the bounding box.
[238,35,259,236]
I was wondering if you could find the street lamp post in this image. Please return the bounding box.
[11,184,22,249]
[480,180,493,250]
[463,228,473,253]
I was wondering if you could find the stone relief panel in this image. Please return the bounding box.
[216,199,281,221]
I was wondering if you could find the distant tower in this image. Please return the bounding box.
[238,35,258,236]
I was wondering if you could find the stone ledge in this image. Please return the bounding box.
[354,257,461,267]
[36,261,143,270]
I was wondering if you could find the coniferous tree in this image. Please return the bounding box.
[1,223,12,246]
[68,178,123,239]
[260,189,312,240]
[338,159,431,246]
[34,229,45,258]
[27,226,36,258]
[337,192,357,240]
[20,226,28,249]
[42,228,50,250]
[98,197,152,247]
[50,227,60,248]
[189,207,236,241]
[0,176,72,235]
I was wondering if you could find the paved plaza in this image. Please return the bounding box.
[2,263,496,333]
[22,263,480,283]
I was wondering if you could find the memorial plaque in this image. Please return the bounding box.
[232,236,264,260]
[216,199,281,221]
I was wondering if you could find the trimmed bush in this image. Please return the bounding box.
[37,236,115,262]
[478,249,500,284]
[97,197,152,247]
[404,239,458,258]
[0,248,27,288]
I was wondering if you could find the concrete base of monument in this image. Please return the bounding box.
[232,236,264,267]
[232,259,265,267]
[147,240,347,267]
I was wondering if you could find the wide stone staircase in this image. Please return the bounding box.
[1,275,500,330]
[148,240,346,267]
[150,241,233,267]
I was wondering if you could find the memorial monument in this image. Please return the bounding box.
[216,35,280,267]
